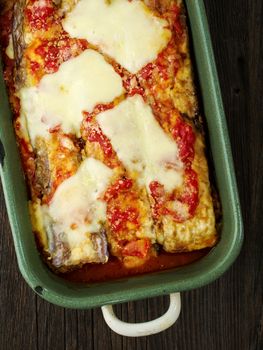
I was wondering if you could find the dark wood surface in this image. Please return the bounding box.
[0,1,262,349]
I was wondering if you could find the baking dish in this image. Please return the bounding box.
[0,0,243,337]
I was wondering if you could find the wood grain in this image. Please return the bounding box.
[0,0,262,349]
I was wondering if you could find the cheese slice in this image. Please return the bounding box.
[63,0,171,74]
[97,95,183,192]
[19,49,124,144]
[43,158,113,263]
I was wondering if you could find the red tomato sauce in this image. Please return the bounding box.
[33,36,89,75]
[107,206,140,233]
[87,125,114,157]
[82,105,116,160]
[104,178,133,202]
[104,178,141,234]
[121,239,151,258]
[63,248,210,283]
[25,0,55,31]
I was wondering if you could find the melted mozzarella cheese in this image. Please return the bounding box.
[20,49,123,144]
[63,0,171,74]
[48,158,113,235]
[97,95,183,192]
[44,158,113,263]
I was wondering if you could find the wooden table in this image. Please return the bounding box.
[0,1,262,349]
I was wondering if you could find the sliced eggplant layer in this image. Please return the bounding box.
[30,200,109,270]
[34,134,81,201]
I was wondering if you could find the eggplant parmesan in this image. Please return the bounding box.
[0,0,219,272]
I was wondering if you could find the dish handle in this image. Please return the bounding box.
[101,293,181,337]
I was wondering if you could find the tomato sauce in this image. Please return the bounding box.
[105,178,141,234]
[121,239,151,258]
[123,74,145,97]
[87,125,114,157]
[63,248,210,283]
[25,0,55,31]
[33,36,89,76]
[82,105,116,160]
[107,206,140,233]
[104,178,133,202]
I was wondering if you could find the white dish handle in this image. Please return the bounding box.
[101,293,181,337]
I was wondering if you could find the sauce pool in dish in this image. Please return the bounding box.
[63,248,210,283]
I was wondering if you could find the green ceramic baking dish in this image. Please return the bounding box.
[0,0,243,337]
